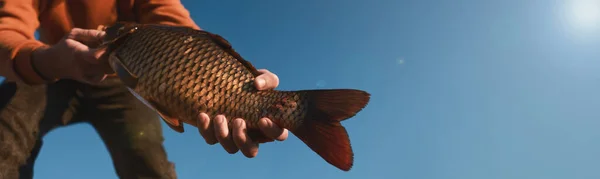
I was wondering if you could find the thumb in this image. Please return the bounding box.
[68,28,106,47]
[254,69,279,90]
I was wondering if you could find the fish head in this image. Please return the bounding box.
[99,21,141,49]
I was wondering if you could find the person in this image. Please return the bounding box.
[0,0,288,178]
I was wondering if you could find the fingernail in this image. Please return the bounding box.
[216,116,225,124]
[259,118,266,126]
[256,78,265,89]
[235,119,244,127]
[197,117,205,125]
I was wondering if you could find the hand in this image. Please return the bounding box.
[32,28,110,84]
[196,69,289,158]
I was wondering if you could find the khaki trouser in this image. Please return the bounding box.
[0,77,176,179]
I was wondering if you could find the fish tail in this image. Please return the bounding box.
[290,89,370,171]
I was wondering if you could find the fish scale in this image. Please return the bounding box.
[101,22,370,171]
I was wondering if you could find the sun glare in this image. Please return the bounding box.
[566,0,600,31]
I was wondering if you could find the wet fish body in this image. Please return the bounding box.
[100,22,370,171]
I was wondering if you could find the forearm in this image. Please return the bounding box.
[0,29,50,85]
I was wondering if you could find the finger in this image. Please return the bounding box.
[254,69,279,90]
[79,62,107,84]
[68,28,106,47]
[99,52,115,74]
[81,73,107,84]
[259,118,289,141]
[197,113,217,145]
[67,39,103,65]
[213,115,239,154]
[66,38,90,54]
[89,47,108,64]
[232,118,258,158]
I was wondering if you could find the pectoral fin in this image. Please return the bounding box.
[108,54,138,88]
[108,54,184,133]
[157,112,185,133]
[147,100,185,133]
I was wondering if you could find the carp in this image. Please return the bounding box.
[97,22,370,171]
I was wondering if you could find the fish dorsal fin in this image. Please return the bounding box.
[205,31,261,77]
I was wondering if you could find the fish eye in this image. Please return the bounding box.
[118,26,126,35]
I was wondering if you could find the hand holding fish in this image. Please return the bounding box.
[32,28,111,84]
[196,69,289,158]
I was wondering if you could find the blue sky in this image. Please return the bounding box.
[1,0,599,178]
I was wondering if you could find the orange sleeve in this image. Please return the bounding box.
[134,0,201,30]
[0,0,49,85]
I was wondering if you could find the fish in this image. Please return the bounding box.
[97,22,371,171]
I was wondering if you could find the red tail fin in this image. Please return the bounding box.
[291,89,370,171]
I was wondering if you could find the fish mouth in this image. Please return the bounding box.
[97,22,141,48]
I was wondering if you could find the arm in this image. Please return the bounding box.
[0,0,50,85]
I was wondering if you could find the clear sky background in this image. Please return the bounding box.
[1,0,599,178]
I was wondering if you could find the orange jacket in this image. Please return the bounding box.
[0,0,200,85]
